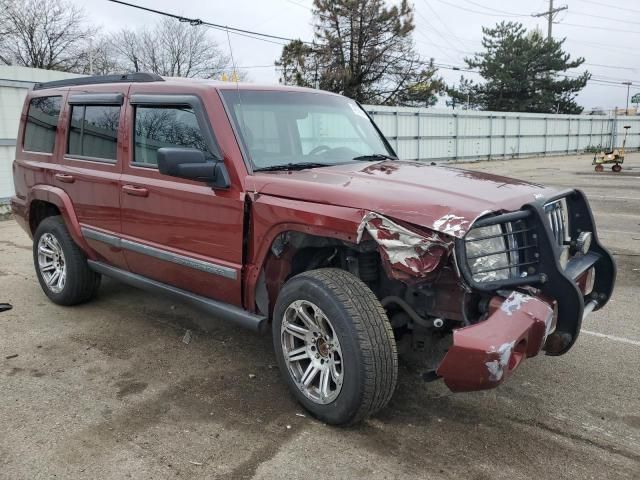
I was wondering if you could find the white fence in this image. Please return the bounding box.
[365,105,640,162]
[2,67,639,203]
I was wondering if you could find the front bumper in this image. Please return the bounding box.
[436,291,554,391]
[455,189,616,356]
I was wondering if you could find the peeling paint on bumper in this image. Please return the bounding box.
[436,292,554,392]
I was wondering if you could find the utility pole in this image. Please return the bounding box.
[622,81,632,115]
[532,0,568,41]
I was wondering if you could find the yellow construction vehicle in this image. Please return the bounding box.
[593,125,630,172]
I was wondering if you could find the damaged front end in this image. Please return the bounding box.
[356,188,616,393]
[356,211,454,282]
[436,291,553,391]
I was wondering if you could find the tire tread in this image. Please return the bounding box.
[33,216,100,305]
[292,268,398,424]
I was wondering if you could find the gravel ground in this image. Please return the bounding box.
[1,153,639,479]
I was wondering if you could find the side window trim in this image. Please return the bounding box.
[22,95,63,154]
[69,93,124,105]
[66,104,121,163]
[129,94,222,167]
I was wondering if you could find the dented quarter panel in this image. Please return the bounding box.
[436,292,554,392]
[247,161,556,239]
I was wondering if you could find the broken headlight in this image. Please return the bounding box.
[465,224,510,283]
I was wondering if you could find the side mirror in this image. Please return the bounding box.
[157,148,230,188]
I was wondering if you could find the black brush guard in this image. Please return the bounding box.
[456,188,616,356]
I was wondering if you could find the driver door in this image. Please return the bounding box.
[119,92,244,306]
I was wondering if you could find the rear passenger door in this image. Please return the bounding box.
[119,93,244,306]
[58,92,127,270]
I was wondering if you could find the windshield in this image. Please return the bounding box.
[220,90,394,171]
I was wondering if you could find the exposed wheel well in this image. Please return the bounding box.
[29,201,61,234]
[257,231,385,317]
[257,230,470,341]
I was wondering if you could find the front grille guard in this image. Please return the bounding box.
[455,188,616,356]
[464,209,540,288]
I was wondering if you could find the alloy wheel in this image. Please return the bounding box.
[37,233,66,293]
[280,300,344,404]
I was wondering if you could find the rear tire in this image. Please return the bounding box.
[33,216,101,306]
[272,268,398,425]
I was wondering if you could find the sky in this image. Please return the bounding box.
[77,0,640,111]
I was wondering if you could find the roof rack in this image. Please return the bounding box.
[33,72,164,91]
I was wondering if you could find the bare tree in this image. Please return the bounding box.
[109,18,236,79]
[76,37,121,76]
[0,0,91,71]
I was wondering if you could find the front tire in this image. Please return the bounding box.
[273,268,398,425]
[33,216,101,306]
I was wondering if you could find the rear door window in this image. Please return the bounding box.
[23,96,62,153]
[67,105,120,161]
[133,106,208,167]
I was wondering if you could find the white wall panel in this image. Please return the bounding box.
[366,106,640,162]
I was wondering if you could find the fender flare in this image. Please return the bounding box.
[28,185,96,259]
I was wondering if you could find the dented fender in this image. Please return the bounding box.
[357,211,454,282]
[436,291,554,392]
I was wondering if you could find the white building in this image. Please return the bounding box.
[0,66,83,208]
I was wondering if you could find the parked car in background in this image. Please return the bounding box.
[11,74,616,425]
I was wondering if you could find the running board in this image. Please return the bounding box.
[87,260,267,333]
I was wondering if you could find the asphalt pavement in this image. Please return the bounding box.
[1,153,638,479]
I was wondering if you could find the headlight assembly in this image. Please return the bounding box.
[465,224,510,283]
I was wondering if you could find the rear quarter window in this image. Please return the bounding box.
[23,96,62,153]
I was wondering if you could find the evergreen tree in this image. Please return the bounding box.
[448,22,589,114]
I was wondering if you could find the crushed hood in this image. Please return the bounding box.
[248,160,556,238]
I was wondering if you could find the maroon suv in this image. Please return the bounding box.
[11,73,615,425]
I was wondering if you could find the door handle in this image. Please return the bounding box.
[54,173,75,183]
[122,184,149,197]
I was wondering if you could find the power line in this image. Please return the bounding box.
[433,0,528,17]
[202,25,288,46]
[414,10,464,63]
[106,0,308,44]
[420,0,470,51]
[565,38,640,56]
[105,0,640,92]
[584,63,636,71]
[532,0,568,41]
[460,0,528,16]
[580,0,640,14]
[561,22,640,35]
[569,11,640,26]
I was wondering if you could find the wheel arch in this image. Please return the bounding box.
[27,185,95,258]
[245,219,367,319]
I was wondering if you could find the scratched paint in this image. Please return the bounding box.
[432,213,470,237]
[485,341,515,381]
[357,211,453,280]
[500,291,532,316]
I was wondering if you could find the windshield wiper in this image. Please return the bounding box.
[254,162,332,172]
[352,153,396,161]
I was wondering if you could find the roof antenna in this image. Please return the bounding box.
[224,28,252,165]
[225,28,240,87]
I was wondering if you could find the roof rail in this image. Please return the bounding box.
[33,72,164,91]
